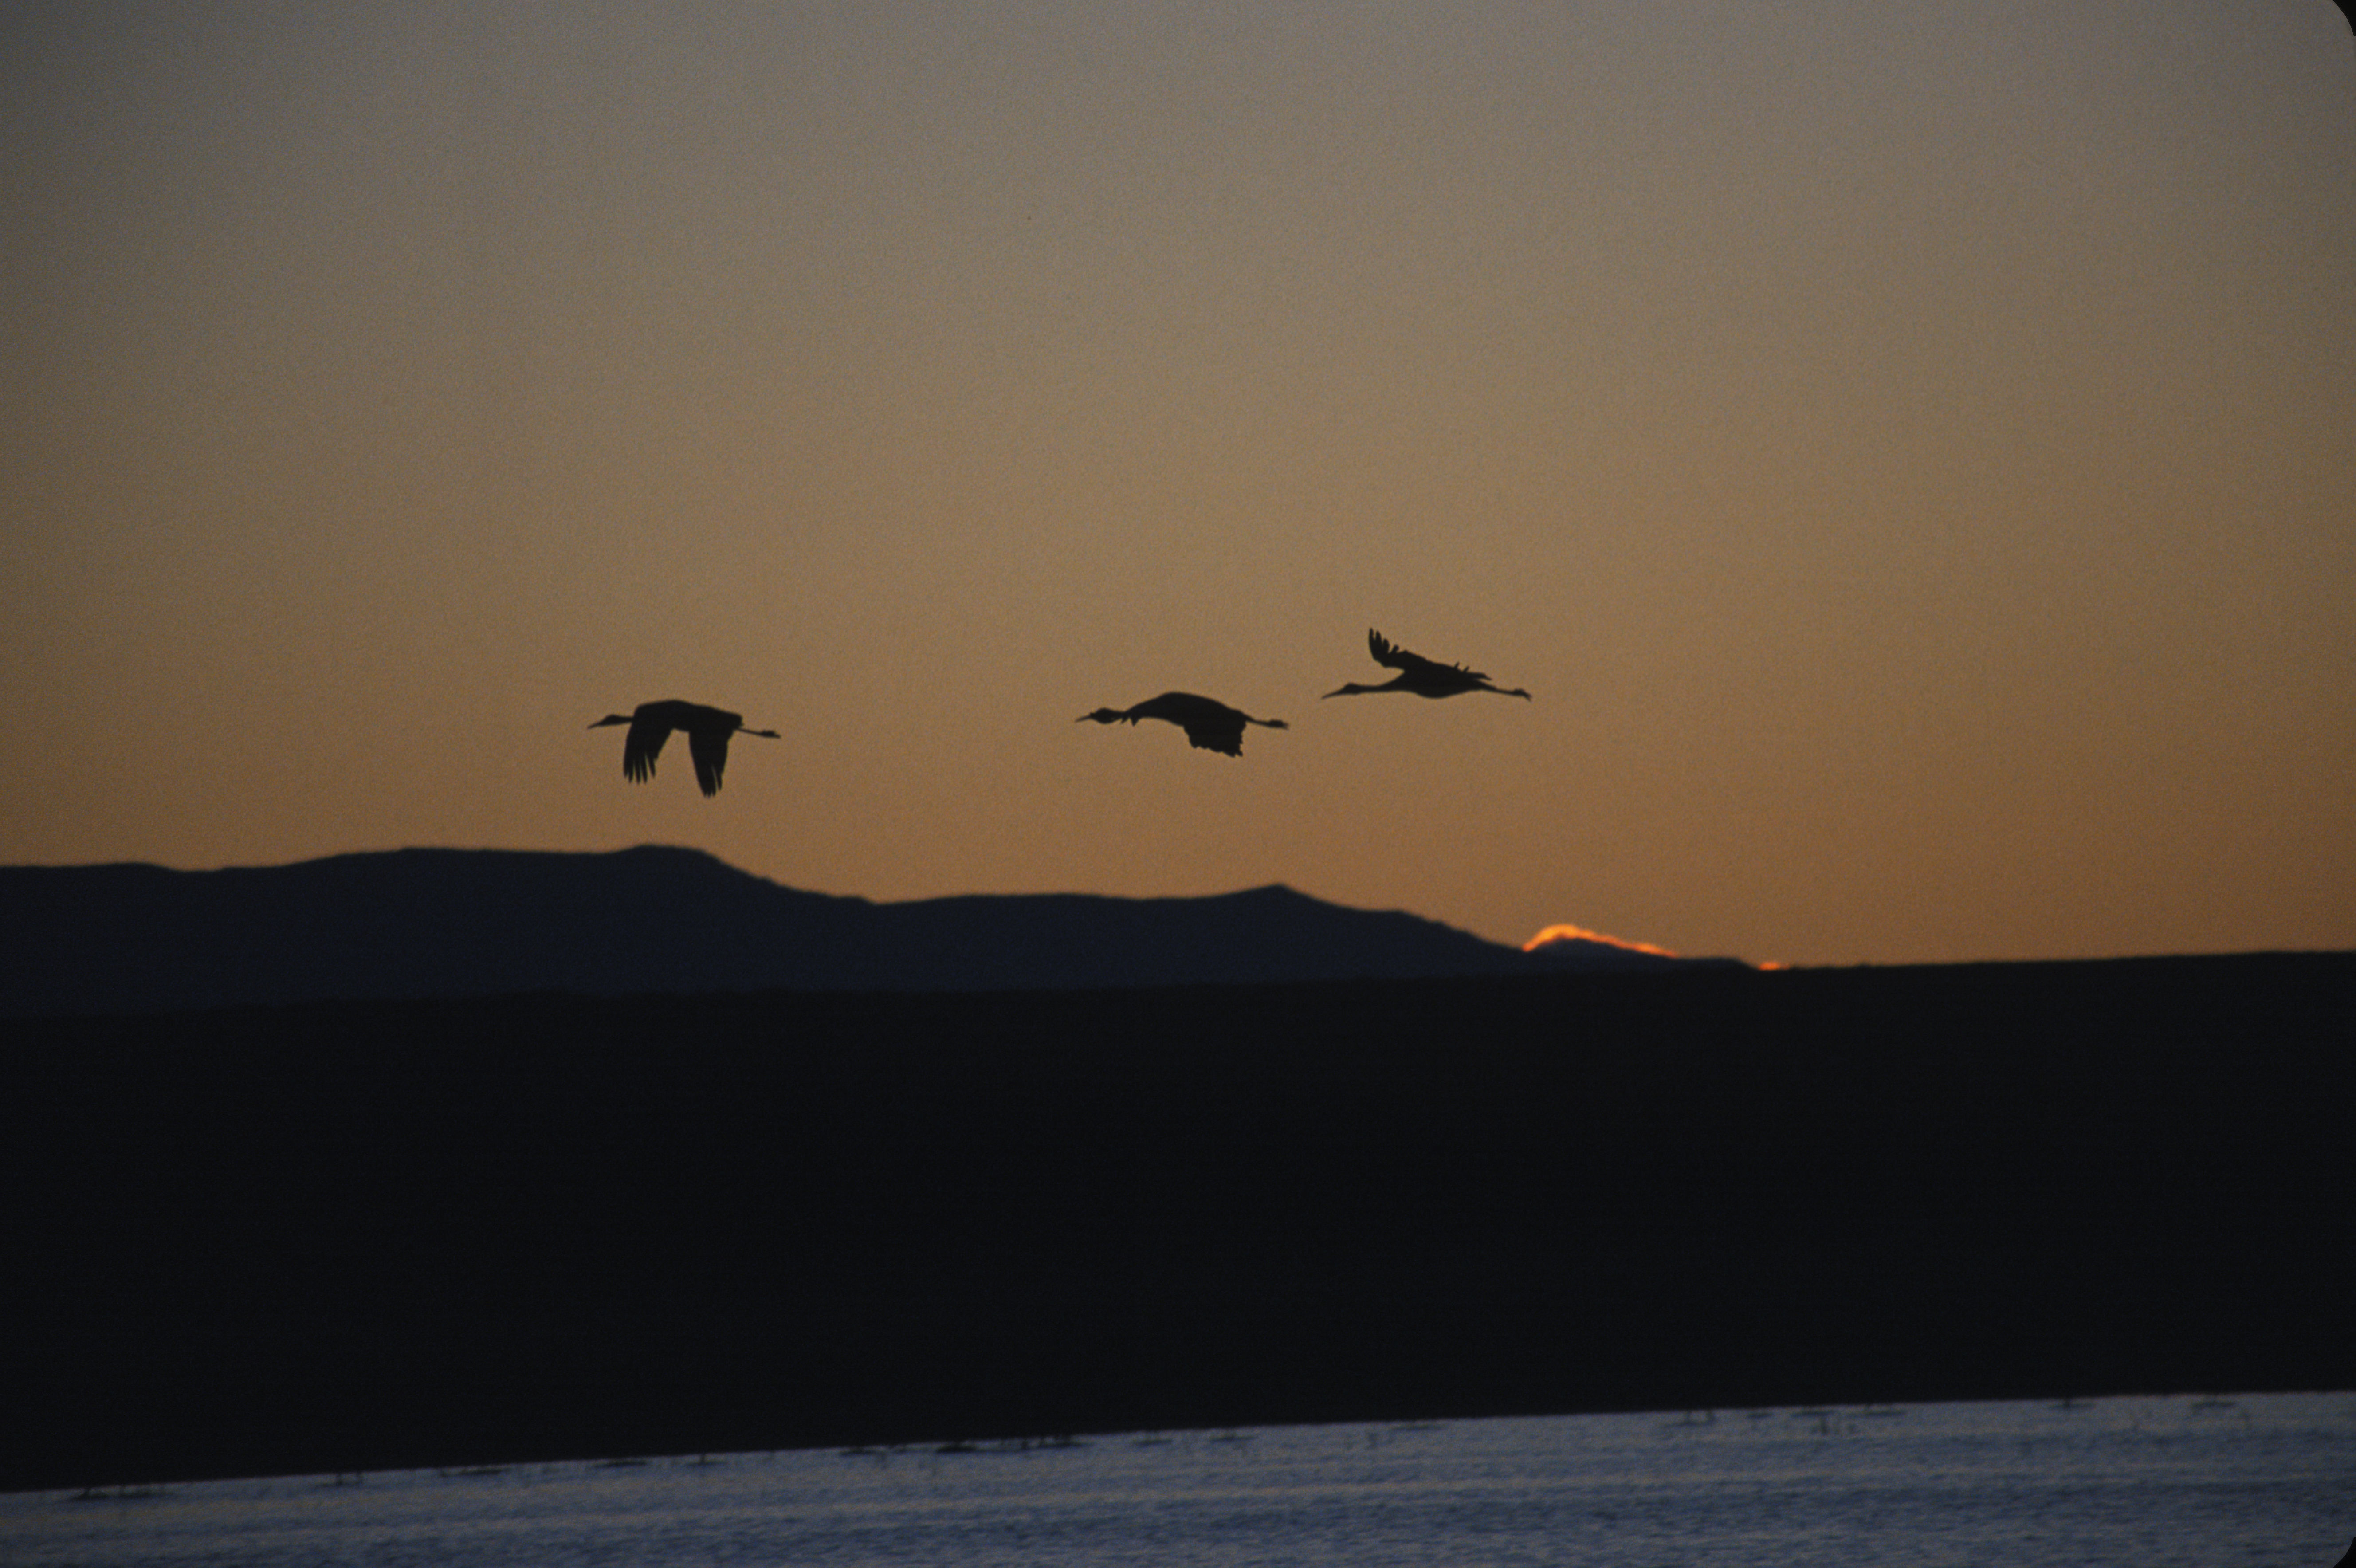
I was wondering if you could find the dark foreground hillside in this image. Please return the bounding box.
[6,952,2352,1491]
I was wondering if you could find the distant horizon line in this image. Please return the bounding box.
[9,841,2348,971]
[4,842,1733,967]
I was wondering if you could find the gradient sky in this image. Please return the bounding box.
[7,2,2352,967]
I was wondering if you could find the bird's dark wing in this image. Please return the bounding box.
[1124,693,1252,754]
[1367,629,1477,680]
[623,717,672,783]
[1131,692,1217,726]
[1182,723,1245,756]
[687,728,731,797]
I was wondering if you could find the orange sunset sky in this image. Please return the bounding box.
[6,3,2352,967]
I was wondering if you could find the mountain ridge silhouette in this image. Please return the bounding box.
[0,845,1737,1016]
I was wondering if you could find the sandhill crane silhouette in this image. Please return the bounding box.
[1076,692,1289,757]
[1323,629,1531,701]
[588,700,780,797]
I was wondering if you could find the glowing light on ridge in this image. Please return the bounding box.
[1521,924,1681,959]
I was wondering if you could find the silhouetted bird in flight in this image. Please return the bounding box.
[588,700,780,797]
[1076,692,1289,757]
[1323,629,1531,701]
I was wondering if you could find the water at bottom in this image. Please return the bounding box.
[8,1391,2350,1568]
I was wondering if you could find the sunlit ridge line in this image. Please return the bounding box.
[1520,923,1681,959]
